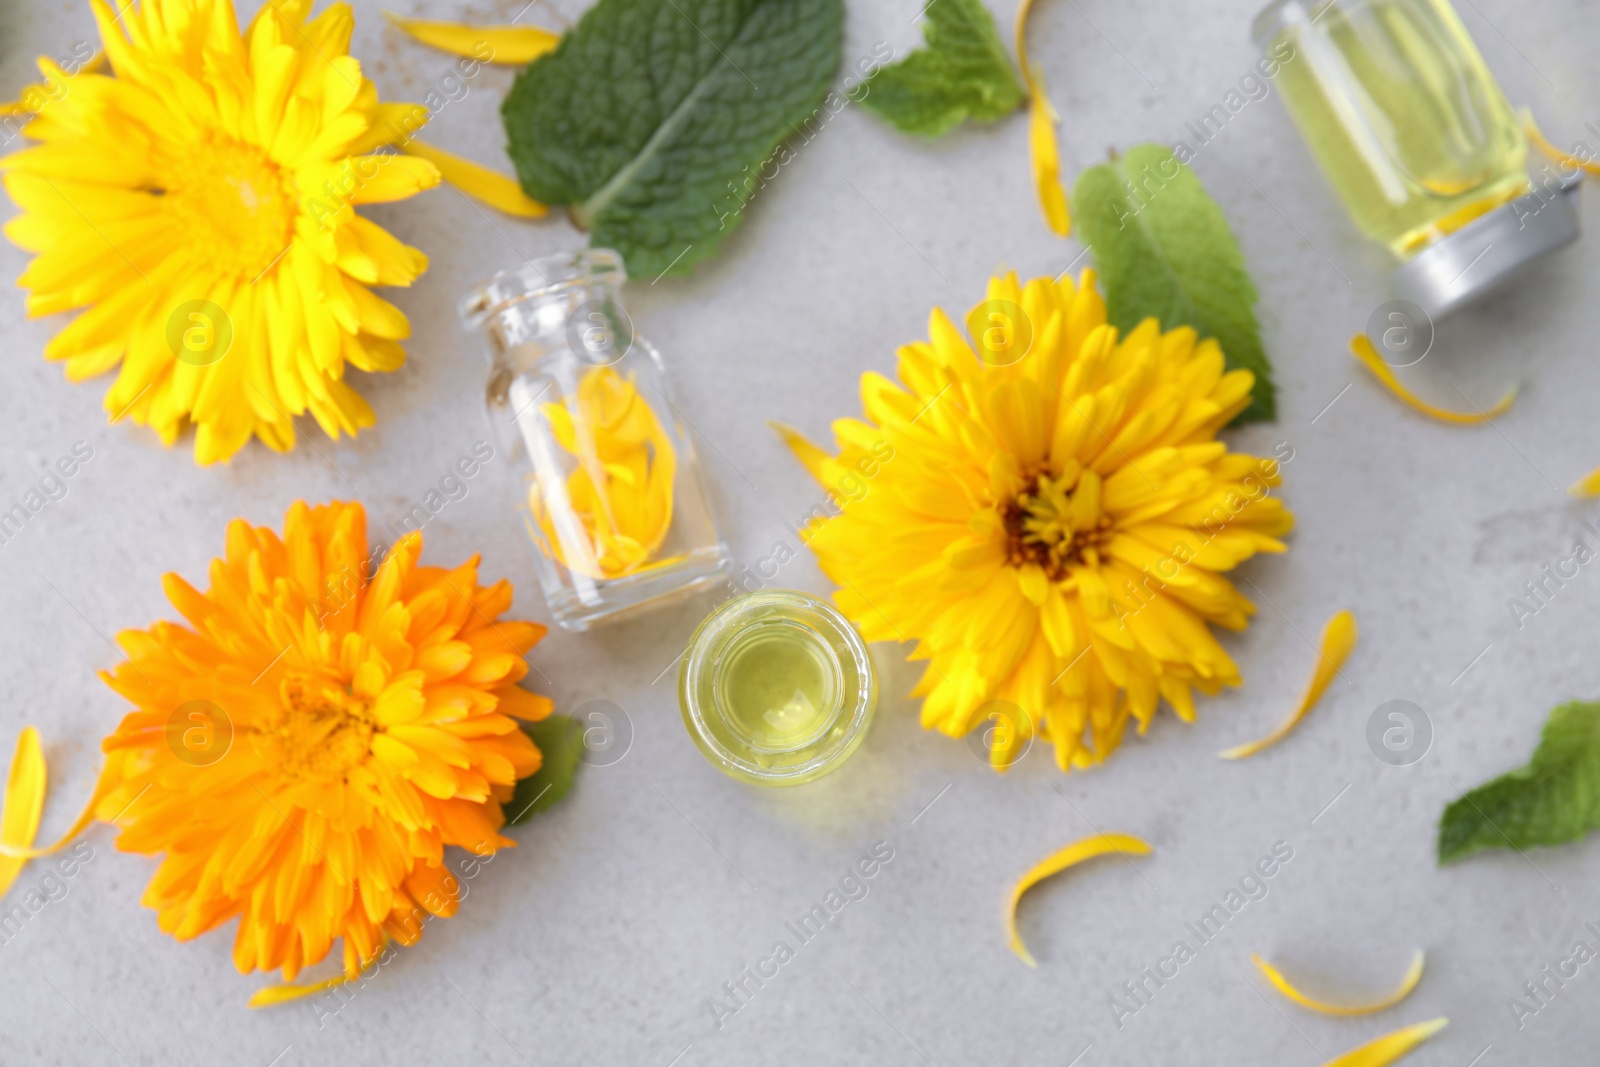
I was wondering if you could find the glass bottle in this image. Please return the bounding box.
[461,249,731,631]
[1255,0,1580,315]
[679,589,876,786]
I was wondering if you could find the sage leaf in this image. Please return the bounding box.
[506,714,584,825]
[501,0,842,279]
[859,0,1023,137]
[1071,143,1276,422]
[1439,701,1600,863]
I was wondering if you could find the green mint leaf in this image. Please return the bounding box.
[1439,701,1600,863]
[858,0,1023,137]
[505,714,585,826]
[501,0,842,279]
[1070,143,1276,422]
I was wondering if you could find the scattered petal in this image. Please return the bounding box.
[0,728,46,898]
[383,11,560,64]
[1351,335,1516,425]
[1007,833,1151,966]
[1222,610,1356,760]
[400,139,549,218]
[1014,0,1070,236]
[1252,949,1425,1016]
[1522,109,1600,177]
[247,971,360,1008]
[1567,464,1600,498]
[1322,1017,1448,1067]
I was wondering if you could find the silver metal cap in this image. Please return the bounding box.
[1391,174,1583,320]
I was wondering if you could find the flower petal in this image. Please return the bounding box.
[1567,464,1600,498]
[1006,832,1151,966]
[399,139,547,218]
[1252,949,1425,1016]
[1351,335,1516,425]
[1221,610,1356,759]
[1014,0,1070,237]
[0,728,46,898]
[1322,1018,1448,1067]
[1522,109,1600,177]
[382,11,560,64]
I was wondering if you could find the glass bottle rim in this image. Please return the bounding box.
[1251,0,1342,49]
[679,588,876,786]
[459,248,628,329]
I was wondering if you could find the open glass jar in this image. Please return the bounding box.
[461,250,731,631]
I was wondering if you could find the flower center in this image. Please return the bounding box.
[256,677,377,784]
[158,134,297,280]
[1002,465,1112,580]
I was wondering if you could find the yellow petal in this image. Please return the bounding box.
[0,728,46,898]
[1522,109,1600,177]
[1252,949,1425,1016]
[1322,1018,1448,1067]
[1222,610,1356,759]
[0,759,116,862]
[247,971,359,1008]
[1015,0,1070,237]
[383,11,560,64]
[770,419,833,484]
[400,140,548,218]
[1569,464,1600,498]
[1351,335,1516,425]
[1006,832,1151,967]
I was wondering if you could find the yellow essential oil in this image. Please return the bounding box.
[1258,0,1529,257]
[679,589,876,786]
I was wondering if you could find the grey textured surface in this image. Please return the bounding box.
[2,0,1599,1064]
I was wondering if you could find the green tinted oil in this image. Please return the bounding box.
[1265,0,1528,256]
[680,590,876,786]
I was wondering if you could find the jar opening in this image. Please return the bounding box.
[459,248,628,329]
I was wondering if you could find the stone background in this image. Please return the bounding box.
[2,0,1598,1063]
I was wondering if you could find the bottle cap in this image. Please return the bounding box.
[1391,174,1582,319]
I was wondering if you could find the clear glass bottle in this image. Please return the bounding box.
[679,589,876,786]
[1257,0,1529,256]
[1255,0,1580,315]
[461,250,731,631]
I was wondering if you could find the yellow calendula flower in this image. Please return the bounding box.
[2,0,448,464]
[533,366,678,580]
[1,501,551,994]
[779,270,1293,771]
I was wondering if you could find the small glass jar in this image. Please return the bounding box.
[679,589,876,786]
[1256,0,1580,315]
[461,250,731,631]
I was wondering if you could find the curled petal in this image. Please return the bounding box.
[401,139,548,218]
[383,11,560,64]
[1351,335,1516,425]
[1522,109,1600,177]
[1323,1018,1448,1067]
[1252,949,1424,1016]
[1014,0,1070,236]
[1007,833,1151,966]
[1222,610,1356,759]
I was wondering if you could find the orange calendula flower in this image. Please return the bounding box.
[2,0,449,464]
[780,270,1293,771]
[1,501,551,995]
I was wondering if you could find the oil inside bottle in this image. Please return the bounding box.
[1264,0,1529,257]
[679,589,876,786]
